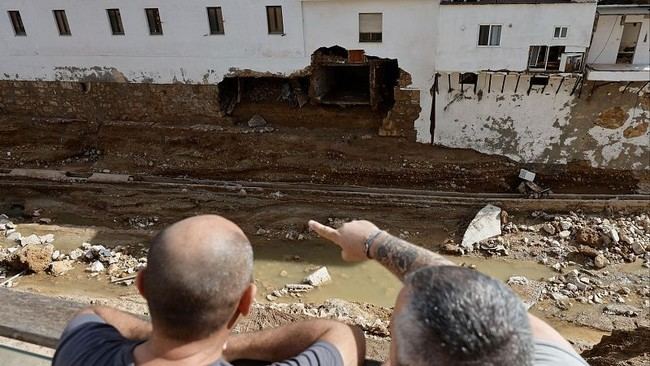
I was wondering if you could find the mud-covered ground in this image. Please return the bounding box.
[1,116,648,194]
[1,198,648,364]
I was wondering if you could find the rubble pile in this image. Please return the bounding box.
[501,212,650,270]
[1,214,146,285]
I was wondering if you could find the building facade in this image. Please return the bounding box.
[0,0,648,169]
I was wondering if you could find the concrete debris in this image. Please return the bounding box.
[285,283,314,293]
[507,276,529,286]
[6,232,21,242]
[50,260,74,276]
[304,266,331,287]
[247,114,267,128]
[19,234,42,246]
[461,204,502,252]
[518,169,536,182]
[87,261,105,272]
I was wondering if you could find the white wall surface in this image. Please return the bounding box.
[587,14,650,65]
[0,0,309,83]
[302,0,439,143]
[436,3,597,72]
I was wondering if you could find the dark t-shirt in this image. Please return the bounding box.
[53,314,343,366]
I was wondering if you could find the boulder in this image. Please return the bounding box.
[19,234,41,246]
[575,227,600,247]
[16,244,54,273]
[542,223,556,235]
[594,254,608,269]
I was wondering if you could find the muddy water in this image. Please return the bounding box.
[9,224,555,308]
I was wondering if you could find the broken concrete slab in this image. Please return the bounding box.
[304,266,331,287]
[461,204,502,252]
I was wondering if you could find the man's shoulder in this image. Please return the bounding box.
[533,339,589,366]
[53,314,140,366]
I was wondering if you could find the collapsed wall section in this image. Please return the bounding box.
[433,72,650,170]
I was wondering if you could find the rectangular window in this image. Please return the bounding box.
[207,7,224,35]
[553,26,568,39]
[478,24,501,46]
[266,6,283,34]
[53,10,71,36]
[528,45,565,70]
[359,13,382,43]
[145,8,163,35]
[106,9,124,35]
[8,10,26,36]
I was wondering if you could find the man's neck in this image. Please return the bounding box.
[134,329,229,365]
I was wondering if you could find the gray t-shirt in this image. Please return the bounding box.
[53,314,343,366]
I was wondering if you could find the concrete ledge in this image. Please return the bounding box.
[8,169,69,182]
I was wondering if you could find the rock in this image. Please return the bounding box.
[603,304,641,317]
[560,221,573,231]
[40,234,54,244]
[507,276,529,286]
[440,243,463,255]
[578,245,599,258]
[238,189,247,196]
[247,114,267,128]
[266,294,277,301]
[87,261,105,272]
[38,218,52,225]
[500,210,509,225]
[51,250,61,261]
[608,228,620,243]
[50,260,74,276]
[19,234,41,246]
[582,327,650,366]
[16,244,54,273]
[619,233,634,245]
[460,205,502,252]
[6,232,21,242]
[575,227,600,247]
[542,223,556,235]
[256,228,267,236]
[69,248,84,261]
[594,254,608,269]
[631,242,646,255]
[304,267,331,287]
[552,263,562,272]
[559,230,571,239]
[566,283,578,292]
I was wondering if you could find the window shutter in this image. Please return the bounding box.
[359,13,382,33]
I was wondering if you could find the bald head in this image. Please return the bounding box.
[142,215,254,342]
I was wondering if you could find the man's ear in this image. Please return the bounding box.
[135,270,146,299]
[238,283,257,317]
[226,284,256,330]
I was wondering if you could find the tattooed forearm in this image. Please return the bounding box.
[370,232,455,281]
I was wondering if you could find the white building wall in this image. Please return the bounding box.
[436,3,597,72]
[0,0,309,83]
[587,14,650,65]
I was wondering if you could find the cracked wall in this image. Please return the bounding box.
[434,72,650,170]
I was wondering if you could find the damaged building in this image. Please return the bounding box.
[0,0,648,169]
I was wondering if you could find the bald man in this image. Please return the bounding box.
[53,215,364,366]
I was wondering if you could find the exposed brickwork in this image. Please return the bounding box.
[0,81,225,124]
[379,87,421,139]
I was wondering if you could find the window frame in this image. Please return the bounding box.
[7,10,26,36]
[207,7,225,35]
[553,26,568,39]
[145,8,163,36]
[53,9,71,36]
[477,24,502,47]
[266,6,284,35]
[359,13,383,43]
[106,8,125,36]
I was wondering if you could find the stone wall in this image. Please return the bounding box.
[379,70,422,140]
[0,81,224,124]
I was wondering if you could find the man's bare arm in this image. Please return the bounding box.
[225,320,365,366]
[309,220,454,282]
[76,306,152,341]
[370,231,455,281]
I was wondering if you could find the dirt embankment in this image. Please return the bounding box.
[0,116,646,194]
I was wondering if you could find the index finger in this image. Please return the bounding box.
[308,220,341,243]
